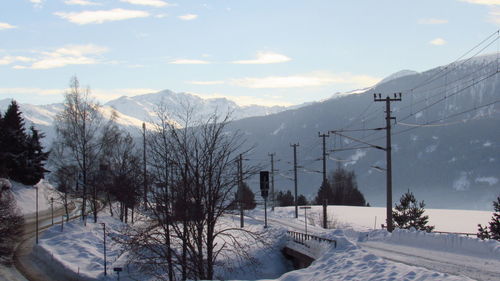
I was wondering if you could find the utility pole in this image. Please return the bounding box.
[35,185,38,244]
[238,154,244,228]
[268,153,276,211]
[142,122,148,210]
[318,132,330,184]
[374,93,402,233]
[290,143,299,218]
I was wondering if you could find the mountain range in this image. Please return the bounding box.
[1,54,499,210]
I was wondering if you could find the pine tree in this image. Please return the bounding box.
[392,190,434,232]
[2,101,28,182]
[315,180,333,205]
[21,127,49,185]
[297,194,308,206]
[276,190,294,206]
[477,196,500,240]
[327,168,367,206]
[0,110,6,177]
[238,182,256,210]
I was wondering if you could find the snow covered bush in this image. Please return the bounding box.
[0,184,24,265]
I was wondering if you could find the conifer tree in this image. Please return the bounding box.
[2,101,28,182]
[238,182,256,210]
[22,127,49,185]
[297,194,308,206]
[477,196,500,241]
[315,180,333,205]
[392,190,434,232]
[0,110,6,177]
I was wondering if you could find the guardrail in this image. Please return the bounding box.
[432,231,477,237]
[287,230,337,248]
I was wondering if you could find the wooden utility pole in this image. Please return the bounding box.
[268,153,276,211]
[374,93,402,232]
[290,143,299,218]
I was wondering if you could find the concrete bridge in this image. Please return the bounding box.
[282,231,337,269]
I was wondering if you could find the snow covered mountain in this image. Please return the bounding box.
[0,90,288,145]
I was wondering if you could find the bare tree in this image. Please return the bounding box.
[53,76,113,222]
[121,102,262,280]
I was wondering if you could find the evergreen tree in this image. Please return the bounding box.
[238,182,256,210]
[477,196,500,241]
[315,180,333,205]
[21,127,49,185]
[2,101,28,182]
[297,194,308,206]
[328,168,367,206]
[0,111,6,177]
[392,190,434,232]
[276,190,294,206]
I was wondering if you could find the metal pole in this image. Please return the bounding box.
[264,198,268,228]
[36,186,38,244]
[290,143,299,218]
[101,223,107,276]
[269,153,275,211]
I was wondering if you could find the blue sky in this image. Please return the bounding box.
[1,0,499,106]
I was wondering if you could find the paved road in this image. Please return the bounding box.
[12,203,77,281]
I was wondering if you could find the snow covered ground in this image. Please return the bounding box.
[30,205,499,281]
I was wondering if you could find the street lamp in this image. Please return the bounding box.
[100,223,107,276]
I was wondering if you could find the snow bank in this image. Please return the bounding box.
[366,228,500,261]
[9,179,61,215]
[278,229,471,281]
[36,213,129,280]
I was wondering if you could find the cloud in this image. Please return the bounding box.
[488,9,500,23]
[54,9,149,25]
[417,18,448,24]
[0,87,62,96]
[178,14,198,20]
[429,38,447,45]
[0,56,34,65]
[0,22,17,30]
[459,0,500,5]
[8,44,108,69]
[232,51,291,64]
[0,87,159,102]
[230,72,380,89]
[64,0,101,5]
[188,80,225,85]
[169,59,210,64]
[120,0,171,7]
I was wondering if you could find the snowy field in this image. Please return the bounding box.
[31,204,499,281]
[260,205,494,234]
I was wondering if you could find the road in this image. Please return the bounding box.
[6,203,77,281]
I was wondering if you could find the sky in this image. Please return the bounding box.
[0,0,500,106]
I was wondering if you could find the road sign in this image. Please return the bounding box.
[299,206,311,209]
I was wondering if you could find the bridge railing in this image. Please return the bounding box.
[287,230,337,248]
